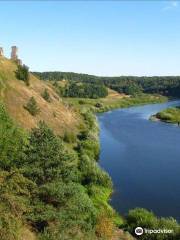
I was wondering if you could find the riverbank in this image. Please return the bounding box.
[96,100,180,239]
[74,94,169,239]
[65,93,167,113]
[152,106,180,125]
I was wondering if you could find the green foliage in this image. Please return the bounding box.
[79,155,112,187]
[15,64,30,86]
[95,102,103,108]
[124,83,143,96]
[126,208,180,240]
[126,208,157,230]
[1,102,180,239]
[19,121,101,237]
[0,210,22,240]
[62,82,108,99]
[156,107,180,124]
[78,139,100,160]
[76,110,112,190]
[63,130,76,143]
[0,170,35,240]
[79,99,86,105]
[41,89,51,102]
[22,121,78,185]
[0,104,27,170]
[24,96,40,116]
[0,105,116,239]
[33,71,180,97]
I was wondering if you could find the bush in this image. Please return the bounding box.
[0,211,22,240]
[79,139,100,160]
[15,64,30,86]
[63,131,76,143]
[24,97,40,116]
[79,100,86,105]
[41,89,51,103]
[95,102,103,108]
[0,170,35,240]
[126,208,180,240]
[22,121,78,185]
[126,208,157,230]
[0,104,27,170]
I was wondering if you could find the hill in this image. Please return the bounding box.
[34,71,180,97]
[0,56,79,135]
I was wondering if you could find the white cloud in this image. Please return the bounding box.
[162,1,178,11]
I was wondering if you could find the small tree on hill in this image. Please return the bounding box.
[24,97,40,116]
[41,89,51,102]
[15,64,30,86]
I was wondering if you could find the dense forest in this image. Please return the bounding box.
[34,72,180,97]
[57,82,108,99]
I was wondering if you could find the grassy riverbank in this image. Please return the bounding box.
[64,93,167,113]
[154,106,180,124]
[80,96,180,240]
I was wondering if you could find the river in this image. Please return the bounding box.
[98,100,180,221]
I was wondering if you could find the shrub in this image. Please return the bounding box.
[79,100,85,105]
[126,208,157,230]
[0,211,22,240]
[126,208,180,240]
[41,89,51,103]
[24,97,40,116]
[95,102,103,108]
[15,64,30,86]
[0,104,27,170]
[79,139,100,160]
[22,121,78,185]
[63,131,76,143]
[0,170,35,240]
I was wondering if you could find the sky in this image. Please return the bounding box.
[0,0,180,76]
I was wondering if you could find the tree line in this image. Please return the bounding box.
[33,71,180,97]
[59,82,108,98]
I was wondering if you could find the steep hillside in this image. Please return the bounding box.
[0,56,79,134]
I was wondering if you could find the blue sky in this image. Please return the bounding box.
[0,1,180,76]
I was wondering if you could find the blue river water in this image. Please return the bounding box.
[98,100,180,221]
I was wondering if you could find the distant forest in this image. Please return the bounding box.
[33,72,180,97]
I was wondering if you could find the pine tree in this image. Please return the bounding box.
[24,97,40,116]
[15,64,30,86]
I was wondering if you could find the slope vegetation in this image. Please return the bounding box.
[0,56,79,135]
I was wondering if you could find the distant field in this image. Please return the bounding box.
[64,88,167,113]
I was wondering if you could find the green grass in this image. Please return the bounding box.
[64,94,167,113]
[156,106,180,124]
[88,185,124,226]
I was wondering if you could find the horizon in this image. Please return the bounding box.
[1,1,180,76]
